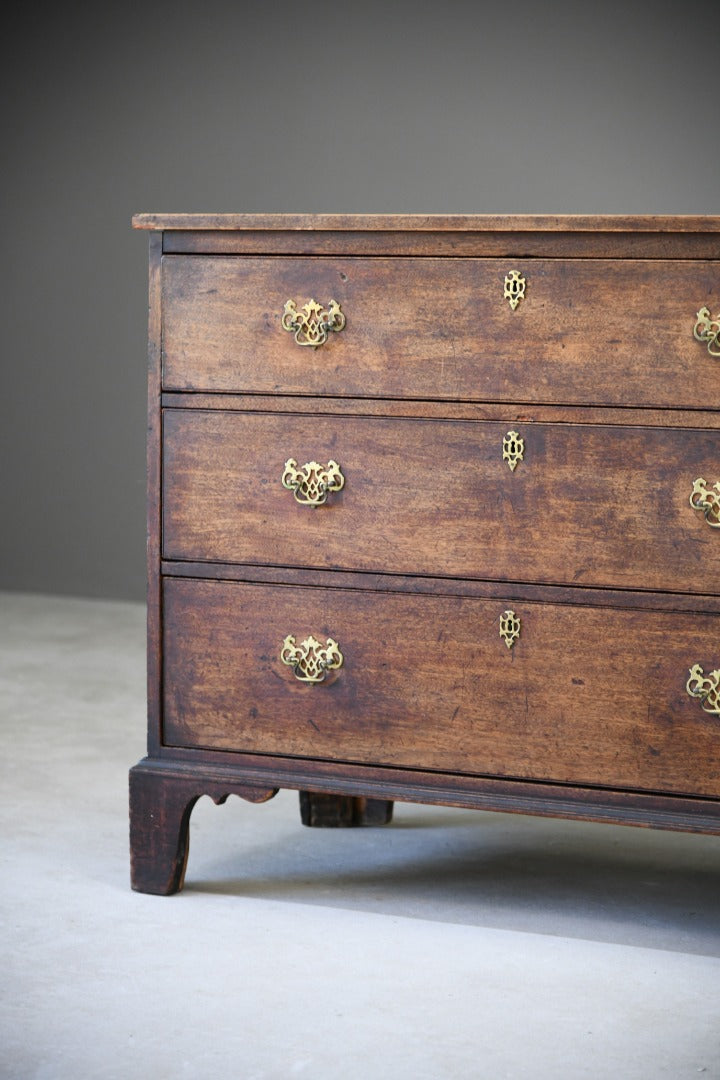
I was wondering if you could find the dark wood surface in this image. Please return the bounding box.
[134,212,720,232]
[161,392,720,431]
[130,214,720,893]
[298,792,394,827]
[161,576,720,797]
[162,408,719,595]
[129,762,277,894]
[161,256,718,408]
[160,561,720,615]
[137,756,720,831]
[146,234,163,757]
[161,231,720,259]
[129,754,720,894]
[129,756,720,896]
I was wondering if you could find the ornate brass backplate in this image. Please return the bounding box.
[280,635,344,683]
[503,271,526,310]
[499,610,521,649]
[686,664,720,716]
[690,477,720,528]
[502,430,525,472]
[281,298,346,347]
[693,307,720,357]
[282,459,345,507]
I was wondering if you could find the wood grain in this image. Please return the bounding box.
[131,758,720,838]
[160,393,720,431]
[130,214,720,893]
[133,212,720,232]
[160,562,720,615]
[146,234,163,756]
[161,256,719,408]
[129,760,278,894]
[161,230,720,259]
[298,791,394,827]
[162,409,720,595]
[162,576,720,798]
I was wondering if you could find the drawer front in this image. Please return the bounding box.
[162,410,720,596]
[163,577,720,797]
[161,256,718,407]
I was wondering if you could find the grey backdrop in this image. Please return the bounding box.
[1,0,717,602]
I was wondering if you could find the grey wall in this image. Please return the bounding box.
[1,0,717,602]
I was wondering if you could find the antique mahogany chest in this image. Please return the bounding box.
[130,214,720,895]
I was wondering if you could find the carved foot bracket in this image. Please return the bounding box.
[129,761,278,895]
[299,791,394,827]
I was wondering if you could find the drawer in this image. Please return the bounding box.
[161,256,718,408]
[162,409,720,596]
[162,577,720,798]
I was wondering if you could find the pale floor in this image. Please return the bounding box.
[1,590,719,1080]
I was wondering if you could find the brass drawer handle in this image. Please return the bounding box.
[281,298,346,347]
[281,634,344,683]
[686,664,720,716]
[690,477,720,528]
[694,307,720,357]
[282,458,345,507]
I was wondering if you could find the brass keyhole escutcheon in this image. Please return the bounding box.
[504,271,526,310]
[502,430,524,472]
[500,610,521,649]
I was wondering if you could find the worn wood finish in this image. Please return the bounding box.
[162,409,719,595]
[161,231,720,259]
[161,393,720,431]
[298,792,394,827]
[162,576,720,798]
[130,213,720,894]
[129,761,278,894]
[134,212,720,233]
[146,234,163,757]
[160,561,720,615]
[136,757,720,837]
[161,256,718,408]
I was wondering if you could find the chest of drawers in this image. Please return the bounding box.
[129,214,720,895]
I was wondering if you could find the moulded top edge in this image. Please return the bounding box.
[131,213,720,233]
